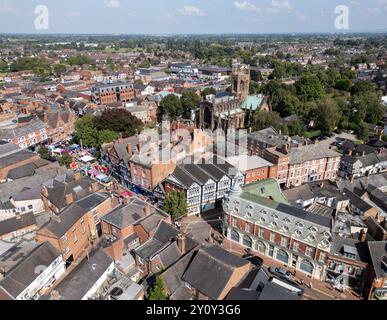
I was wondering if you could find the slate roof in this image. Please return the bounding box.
[289,143,340,165]
[7,160,50,180]
[342,188,373,213]
[45,175,99,211]
[367,241,387,279]
[55,248,113,300]
[0,212,36,237]
[101,198,151,229]
[0,118,47,140]
[0,242,60,298]
[330,234,371,263]
[161,250,197,296]
[182,245,249,300]
[0,148,37,170]
[39,193,110,238]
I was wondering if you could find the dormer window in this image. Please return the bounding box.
[310,226,318,233]
[272,214,279,219]
[283,226,289,232]
[296,222,304,228]
[294,230,302,237]
[308,234,316,242]
[321,239,330,247]
[271,221,278,228]
[260,217,266,223]
[323,231,331,239]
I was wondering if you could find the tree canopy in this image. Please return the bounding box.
[163,191,187,221]
[158,94,183,121]
[148,276,168,301]
[93,109,144,138]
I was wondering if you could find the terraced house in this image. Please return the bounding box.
[223,179,332,280]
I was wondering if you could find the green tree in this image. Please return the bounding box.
[288,119,304,136]
[58,154,73,168]
[312,98,340,134]
[98,130,120,147]
[53,64,67,77]
[0,61,8,72]
[75,114,99,148]
[201,87,216,99]
[148,276,168,301]
[296,73,324,102]
[357,122,369,140]
[158,94,183,120]
[38,146,53,161]
[181,91,200,116]
[163,191,187,221]
[251,111,283,132]
[335,79,352,92]
[350,80,375,95]
[93,109,144,138]
[249,80,261,95]
[67,55,94,66]
[272,89,301,117]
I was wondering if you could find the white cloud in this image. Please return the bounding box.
[363,6,382,16]
[178,5,205,16]
[64,11,81,18]
[0,0,17,14]
[233,1,261,12]
[271,0,292,10]
[104,0,120,8]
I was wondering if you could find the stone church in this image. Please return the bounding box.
[198,63,270,132]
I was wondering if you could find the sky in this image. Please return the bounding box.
[0,0,386,34]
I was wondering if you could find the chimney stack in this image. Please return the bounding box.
[176,233,186,253]
[51,214,61,223]
[143,203,152,216]
[65,193,74,205]
[359,229,367,242]
[91,181,100,193]
[127,143,132,156]
[74,172,82,181]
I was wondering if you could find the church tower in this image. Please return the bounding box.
[231,63,250,101]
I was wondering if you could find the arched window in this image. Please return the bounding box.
[276,249,289,264]
[243,235,253,248]
[256,241,266,254]
[300,260,314,275]
[231,230,240,243]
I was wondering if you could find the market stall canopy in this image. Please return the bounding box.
[80,155,95,163]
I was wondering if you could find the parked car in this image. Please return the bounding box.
[242,254,264,267]
[269,267,293,281]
